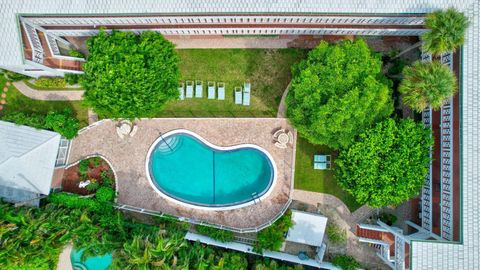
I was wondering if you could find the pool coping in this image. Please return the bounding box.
[144,128,278,211]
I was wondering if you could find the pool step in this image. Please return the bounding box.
[72,262,88,270]
[155,135,182,155]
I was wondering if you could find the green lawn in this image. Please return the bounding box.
[294,136,362,212]
[0,77,88,127]
[159,49,307,117]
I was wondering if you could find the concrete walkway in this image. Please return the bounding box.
[13,81,84,101]
[57,244,73,270]
[292,189,375,228]
[277,81,291,118]
[170,37,293,49]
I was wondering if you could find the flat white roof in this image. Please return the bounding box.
[286,210,327,247]
[0,121,60,195]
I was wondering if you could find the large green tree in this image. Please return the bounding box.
[399,61,457,112]
[335,118,433,208]
[286,39,393,149]
[81,30,180,118]
[422,8,469,55]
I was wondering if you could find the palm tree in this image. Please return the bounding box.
[421,8,469,55]
[399,61,457,112]
[391,8,468,60]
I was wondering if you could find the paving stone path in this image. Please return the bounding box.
[292,189,375,229]
[277,81,291,118]
[13,81,84,101]
[292,189,387,269]
[0,81,10,110]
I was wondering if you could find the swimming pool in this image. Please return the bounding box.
[70,249,112,270]
[146,130,276,209]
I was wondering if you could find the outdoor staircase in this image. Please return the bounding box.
[356,225,384,240]
[22,22,44,64]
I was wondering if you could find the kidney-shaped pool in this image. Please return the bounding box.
[146,130,276,209]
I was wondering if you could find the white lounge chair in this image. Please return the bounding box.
[243,82,251,106]
[178,82,185,100]
[314,155,327,163]
[314,162,328,170]
[235,87,243,105]
[195,80,203,98]
[217,82,225,100]
[208,81,215,99]
[186,81,194,98]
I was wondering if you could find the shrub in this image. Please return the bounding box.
[78,159,90,177]
[100,171,114,187]
[95,187,115,202]
[336,118,433,207]
[254,210,293,253]
[48,192,103,212]
[379,213,398,226]
[90,156,102,167]
[85,179,100,192]
[388,58,407,76]
[68,49,85,58]
[286,39,393,149]
[1,109,79,139]
[44,108,80,139]
[64,73,81,85]
[326,223,347,245]
[1,112,45,129]
[35,77,67,88]
[196,225,235,243]
[332,254,361,270]
[82,30,180,118]
[4,70,30,81]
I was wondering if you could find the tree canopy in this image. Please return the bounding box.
[335,118,433,208]
[81,30,180,118]
[422,8,469,55]
[399,61,457,112]
[286,39,393,149]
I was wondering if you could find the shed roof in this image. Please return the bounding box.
[286,210,327,247]
[0,121,60,195]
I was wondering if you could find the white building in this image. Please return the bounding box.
[0,120,62,206]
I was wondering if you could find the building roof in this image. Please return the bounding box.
[411,1,480,269]
[0,121,60,195]
[286,210,327,247]
[0,0,474,68]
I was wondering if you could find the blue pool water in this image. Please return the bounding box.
[70,249,112,270]
[148,133,274,207]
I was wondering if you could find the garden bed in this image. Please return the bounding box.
[61,157,115,195]
[24,79,82,91]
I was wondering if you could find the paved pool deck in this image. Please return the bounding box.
[67,118,295,231]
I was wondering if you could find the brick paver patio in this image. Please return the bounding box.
[68,118,295,231]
